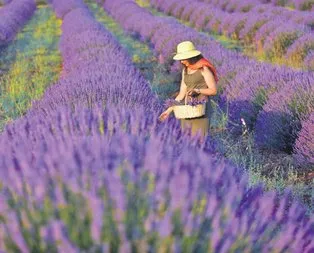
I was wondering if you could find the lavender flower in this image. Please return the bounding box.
[0,104,313,250]
[6,213,30,253]
[239,12,272,43]
[188,96,208,106]
[0,0,313,251]
[263,23,307,58]
[50,0,85,19]
[255,77,314,152]
[87,193,104,243]
[285,33,314,66]
[163,98,183,108]
[292,0,314,10]
[49,221,79,252]
[0,0,36,46]
[304,50,314,71]
[293,112,314,167]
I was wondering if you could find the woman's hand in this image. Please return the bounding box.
[187,89,200,97]
[158,107,173,122]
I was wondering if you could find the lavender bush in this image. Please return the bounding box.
[263,23,307,59]
[294,112,314,167]
[238,12,272,44]
[0,104,313,251]
[189,3,208,27]
[224,14,248,40]
[286,0,314,10]
[0,0,12,5]
[144,0,314,157]
[255,76,314,152]
[285,33,314,68]
[204,10,226,34]
[233,0,258,12]
[164,96,208,107]
[0,0,36,46]
[152,0,314,58]
[0,0,314,250]
[253,17,286,50]
[31,1,161,116]
[201,0,264,13]
[179,2,201,22]
[50,0,85,18]
[230,0,314,10]
[304,50,314,71]
[294,0,314,10]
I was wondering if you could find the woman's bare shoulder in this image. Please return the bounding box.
[201,66,214,76]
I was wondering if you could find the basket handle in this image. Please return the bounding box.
[185,86,197,105]
[185,90,192,105]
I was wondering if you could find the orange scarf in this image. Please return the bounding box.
[188,58,219,83]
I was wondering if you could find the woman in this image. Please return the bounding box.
[158,41,218,138]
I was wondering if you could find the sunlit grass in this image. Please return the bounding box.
[86,1,179,100]
[0,6,62,130]
[137,0,150,7]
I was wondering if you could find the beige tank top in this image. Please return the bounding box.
[183,68,212,118]
[184,68,208,90]
[184,68,208,102]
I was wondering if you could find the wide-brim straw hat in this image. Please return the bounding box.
[173,41,202,60]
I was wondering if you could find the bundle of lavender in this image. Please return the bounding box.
[164,96,207,108]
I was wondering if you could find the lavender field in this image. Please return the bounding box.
[0,0,313,252]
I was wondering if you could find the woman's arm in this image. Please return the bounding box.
[175,69,187,101]
[197,66,217,96]
[159,70,186,120]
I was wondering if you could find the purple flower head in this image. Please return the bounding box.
[0,0,36,46]
[304,50,314,71]
[293,112,314,167]
[0,0,313,251]
[286,33,314,65]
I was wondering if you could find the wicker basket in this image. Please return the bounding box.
[173,93,206,119]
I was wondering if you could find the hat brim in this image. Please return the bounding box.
[173,50,201,60]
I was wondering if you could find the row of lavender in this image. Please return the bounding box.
[269,0,313,10]
[186,0,314,29]
[150,0,314,163]
[260,0,313,10]
[199,0,314,11]
[100,0,314,166]
[0,0,36,47]
[0,0,11,5]
[0,0,221,250]
[0,0,313,252]
[0,0,161,250]
[151,0,314,69]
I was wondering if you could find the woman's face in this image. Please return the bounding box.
[180,59,190,67]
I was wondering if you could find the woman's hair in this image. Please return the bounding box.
[182,54,204,73]
[186,54,203,65]
[181,54,219,82]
